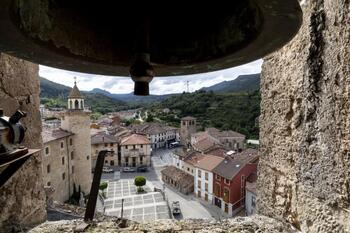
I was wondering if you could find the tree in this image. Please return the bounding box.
[99,181,108,191]
[134,176,146,193]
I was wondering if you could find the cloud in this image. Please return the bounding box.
[39,59,262,95]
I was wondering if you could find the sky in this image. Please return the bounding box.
[39,59,262,95]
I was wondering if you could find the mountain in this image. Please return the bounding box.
[152,90,260,139]
[39,77,130,114]
[89,88,175,103]
[201,73,260,93]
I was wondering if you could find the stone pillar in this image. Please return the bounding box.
[0,53,46,230]
[258,1,350,232]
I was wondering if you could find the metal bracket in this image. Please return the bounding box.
[0,148,40,188]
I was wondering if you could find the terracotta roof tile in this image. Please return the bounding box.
[120,133,150,145]
[42,128,73,143]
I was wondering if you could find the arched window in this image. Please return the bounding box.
[80,100,83,109]
[74,100,79,109]
[69,100,73,109]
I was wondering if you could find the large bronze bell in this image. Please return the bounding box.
[0,0,302,95]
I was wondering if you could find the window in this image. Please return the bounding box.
[140,156,143,165]
[216,174,221,180]
[182,121,185,126]
[223,188,230,202]
[205,182,208,191]
[62,173,66,180]
[60,142,64,148]
[47,164,50,173]
[105,160,108,164]
[187,167,190,172]
[125,145,128,149]
[45,147,49,155]
[198,170,202,178]
[198,180,201,189]
[105,143,108,147]
[71,151,74,160]
[205,172,208,181]
[87,155,89,160]
[72,166,74,174]
[252,196,256,208]
[224,179,230,185]
[70,138,73,145]
[141,145,143,148]
[62,157,65,165]
[214,183,221,197]
[47,181,51,186]
[110,143,114,146]
[133,145,136,149]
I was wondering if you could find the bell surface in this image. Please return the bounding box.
[0,0,302,76]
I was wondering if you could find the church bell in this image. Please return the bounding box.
[0,0,302,95]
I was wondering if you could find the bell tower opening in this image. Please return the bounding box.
[67,77,84,111]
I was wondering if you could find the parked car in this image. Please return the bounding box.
[137,166,148,172]
[172,201,181,215]
[123,167,136,172]
[102,167,113,173]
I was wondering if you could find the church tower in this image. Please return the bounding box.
[180,116,196,148]
[61,78,92,195]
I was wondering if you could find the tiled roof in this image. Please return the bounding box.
[206,127,245,138]
[161,166,194,186]
[194,154,224,172]
[42,128,73,144]
[120,134,150,145]
[183,151,205,166]
[193,137,217,152]
[91,133,117,144]
[181,116,196,121]
[68,83,83,98]
[130,123,178,135]
[204,146,228,158]
[212,149,259,180]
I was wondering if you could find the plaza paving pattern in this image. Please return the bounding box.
[104,180,170,222]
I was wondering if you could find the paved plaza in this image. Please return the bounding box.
[104,180,170,222]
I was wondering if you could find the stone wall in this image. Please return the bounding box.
[0,53,46,231]
[258,0,350,232]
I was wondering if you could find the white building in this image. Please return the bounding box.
[130,123,179,149]
[194,154,224,203]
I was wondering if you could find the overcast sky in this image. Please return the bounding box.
[39,59,262,95]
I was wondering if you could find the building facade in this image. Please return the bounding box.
[91,132,118,170]
[120,134,151,167]
[41,129,74,203]
[194,154,224,203]
[130,123,179,149]
[212,150,258,216]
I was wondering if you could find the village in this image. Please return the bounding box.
[40,81,259,222]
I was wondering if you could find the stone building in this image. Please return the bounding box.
[119,134,151,167]
[161,166,194,195]
[91,132,118,169]
[41,128,74,203]
[60,82,92,195]
[180,116,196,147]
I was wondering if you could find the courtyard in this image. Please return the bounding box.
[103,179,170,222]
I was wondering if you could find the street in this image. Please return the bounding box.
[100,148,229,221]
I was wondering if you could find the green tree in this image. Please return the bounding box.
[99,181,108,191]
[134,176,146,193]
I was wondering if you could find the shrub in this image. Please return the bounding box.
[134,176,146,193]
[99,181,108,191]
